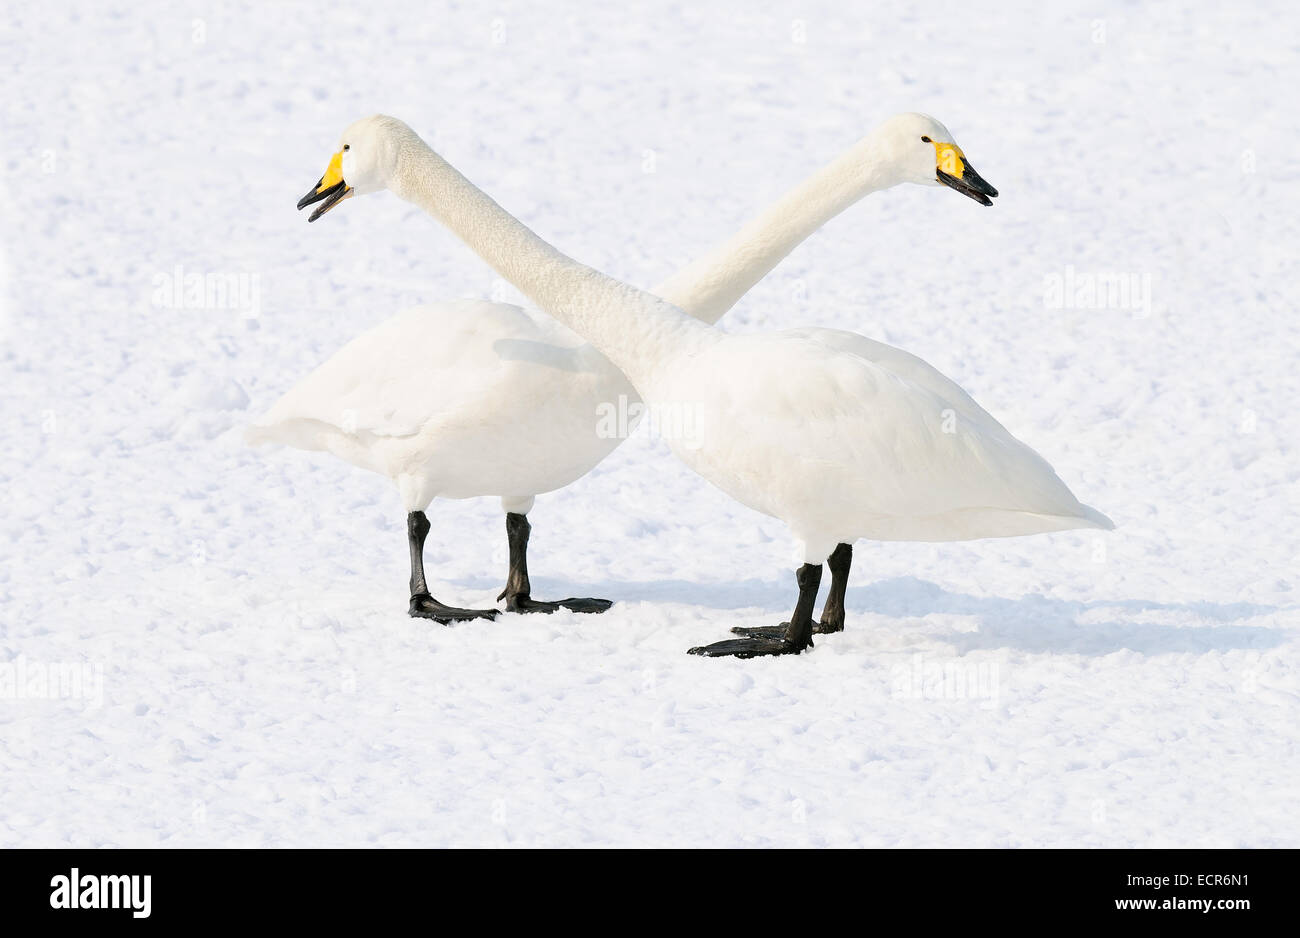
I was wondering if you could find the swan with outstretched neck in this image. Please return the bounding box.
[288,116,1110,657]
[253,112,1004,630]
[288,115,1112,658]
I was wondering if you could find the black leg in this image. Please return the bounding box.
[496,512,612,615]
[817,542,852,633]
[731,542,853,639]
[688,563,822,658]
[406,511,498,623]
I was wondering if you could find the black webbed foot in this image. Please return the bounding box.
[552,596,614,614]
[730,624,790,639]
[408,593,499,624]
[732,617,841,638]
[691,562,823,659]
[496,513,614,617]
[688,632,812,659]
[499,593,614,615]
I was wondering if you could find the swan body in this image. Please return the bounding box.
[248,300,631,510]
[292,114,1111,655]
[648,327,1111,562]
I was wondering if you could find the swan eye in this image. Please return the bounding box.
[920,135,931,143]
[342,144,350,151]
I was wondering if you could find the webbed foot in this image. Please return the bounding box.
[688,632,812,659]
[500,593,613,615]
[732,617,841,637]
[408,593,499,624]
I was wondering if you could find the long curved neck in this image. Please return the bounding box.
[652,138,899,324]
[389,136,706,390]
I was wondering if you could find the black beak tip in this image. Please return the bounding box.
[297,177,328,211]
[304,184,351,222]
[937,168,998,206]
[967,168,998,201]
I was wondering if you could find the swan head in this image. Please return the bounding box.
[297,114,416,221]
[874,113,999,206]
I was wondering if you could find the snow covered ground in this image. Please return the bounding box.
[2,0,1298,847]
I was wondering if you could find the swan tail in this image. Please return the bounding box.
[242,418,388,477]
[1075,503,1115,531]
[243,422,278,447]
[991,503,1114,537]
[244,415,343,452]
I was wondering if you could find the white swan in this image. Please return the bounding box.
[289,115,1112,658]
[252,112,1001,625]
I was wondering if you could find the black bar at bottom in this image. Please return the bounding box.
[0,847,1288,926]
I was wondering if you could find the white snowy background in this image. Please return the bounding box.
[2,0,1298,847]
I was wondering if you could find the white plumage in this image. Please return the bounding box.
[652,327,1112,563]
[264,113,1111,649]
[248,301,626,512]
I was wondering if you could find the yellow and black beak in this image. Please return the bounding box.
[932,142,999,207]
[297,151,353,222]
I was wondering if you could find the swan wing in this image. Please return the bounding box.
[246,299,586,448]
[782,327,998,427]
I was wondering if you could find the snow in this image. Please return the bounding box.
[2,0,1298,847]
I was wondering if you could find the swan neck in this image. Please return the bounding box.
[391,137,701,389]
[652,140,896,324]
